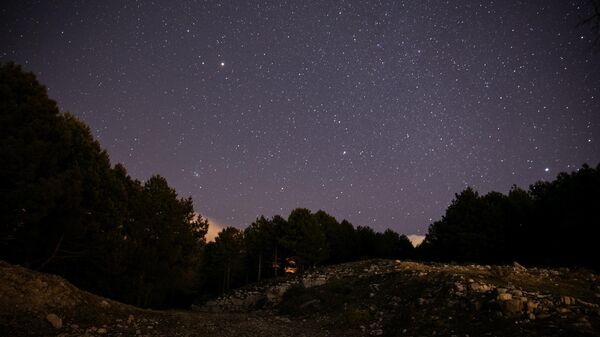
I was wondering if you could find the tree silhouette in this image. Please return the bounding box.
[0,62,207,308]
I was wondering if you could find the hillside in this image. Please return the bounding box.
[1,259,599,337]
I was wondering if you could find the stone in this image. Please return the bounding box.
[561,296,575,305]
[469,282,482,291]
[97,328,107,334]
[512,261,527,272]
[510,290,523,297]
[577,299,599,308]
[100,300,110,308]
[503,298,523,315]
[127,314,135,325]
[529,313,536,320]
[469,282,491,292]
[299,299,320,309]
[498,293,512,301]
[46,313,62,329]
[370,329,384,336]
[266,283,292,302]
[527,301,539,313]
[302,275,327,288]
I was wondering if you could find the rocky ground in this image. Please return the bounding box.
[1,259,599,337]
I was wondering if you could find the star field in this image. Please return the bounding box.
[2,1,599,235]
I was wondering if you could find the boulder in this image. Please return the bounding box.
[503,298,524,315]
[46,313,62,329]
[498,293,512,301]
[527,301,539,313]
[561,296,575,306]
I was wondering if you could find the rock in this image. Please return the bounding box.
[127,314,135,325]
[512,261,527,272]
[561,296,575,305]
[529,313,536,320]
[498,293,512,301]
[577,299,599,308]
[469,282,491,292]
[300,299,320,309]
[527,301,539,313]
[510,290,523,297]
[100,300,110,308]
[370,329,384,336]
[503,298,523,315]
[46,313,62,329]
[302,275,327,288]
[97,327,107,334]
[469,282,482,291]
[266,283,292,303]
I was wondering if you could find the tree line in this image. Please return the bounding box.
[2,62,598,309]
[0,62,208,308]
[417,164,600,270]
[0,62,413,307]
[201,208,414,296]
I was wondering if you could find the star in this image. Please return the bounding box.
[3,0,598,236]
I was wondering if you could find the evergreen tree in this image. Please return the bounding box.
[203,227,245,295]
[0,62,207,308]
[287,208,328,269]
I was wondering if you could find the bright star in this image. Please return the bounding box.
[220,61,225,67]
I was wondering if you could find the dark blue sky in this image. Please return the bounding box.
[2,1,599,236]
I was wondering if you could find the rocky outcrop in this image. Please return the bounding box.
[1,259,599,337]
[197,260,404,312]
[195,259,600,336]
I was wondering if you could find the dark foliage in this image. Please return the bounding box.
[5,62,596,306]
[0,62,207,308]
[418,164,600,270]
[201,208,415,296]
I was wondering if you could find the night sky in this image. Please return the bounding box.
[2,1,599,238]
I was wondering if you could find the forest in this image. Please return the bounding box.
[1,62,599,309]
